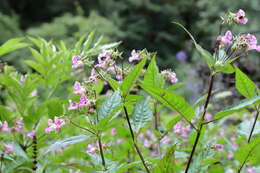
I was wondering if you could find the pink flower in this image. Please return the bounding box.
[235,9,248,24]
[0,121,11,132]
[4,143,15,153]
[220,31,233,45]
[89,68,98,82]
[72,56,84,69]
[78,96,91,108]
[116,138,124,144]
[161,70,178,84]
[27,130,35,139]
[129,50,141,62]
[68,100,78,110]
[227,151,234,159]
[247,167,256,173]
[173,120,191,138]
[86,144,97,154]
[116,74,123,81]
[205,113,213,121]
[246,34,258,50]
[242,114,248,120]
[96,50,114,70]
[110,128,117,136]
[161,136,171,144]
[13,118,24,133]
[45,117,65,134]
[73,81,86,95]
[213,144,224,152]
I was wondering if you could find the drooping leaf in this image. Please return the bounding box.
[0,38,30,56]
[121,55,148,96]
[173,22,215,67]
[97,90,121,120]
[235,67,258,98]
[46,135,89,153]
[141,84,195,122]
[143,55,164,89]
[214,96,260,120]
[132,97,153,132]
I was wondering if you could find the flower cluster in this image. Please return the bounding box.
[86,141,108,154]
[45,116,66,134]
[0,118,24,134]
[161,69,178,84]
[129,50,142,62]
[71,56,84,69]
[173,120,191,138]
[222,9,248,25]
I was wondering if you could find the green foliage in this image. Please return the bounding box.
[0,38,30,56]
[235,67,258,98]
[214,96,260,120]
[132,97,153,132]
[97,90,121,120]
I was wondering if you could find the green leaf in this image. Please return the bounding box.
[235,137,260,164]
[0,38,30,56]
[97,90,121,120]
[235,67,258,98]
[132,97,153,132]
[214,96,260,120]
[121,56,148,96]
[143,55,164,89]
[83,31,95,51]
[214,63,235,74]
[46,135,89,153]
[106,77,120,91]
[141,84,195,122]
[46,99,64,118]
[166,82,185,92]
[208,163,224,173]
[153,145,176,173]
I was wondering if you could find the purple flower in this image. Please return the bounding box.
[68,100,78,110]
[247,167,256,173]
[161,70,178,84]
[86,143,97,154]
[96,50,114,70]
[73,81,86,95]
[235,9,248,24]
[45,117,65,134]
[13,118,24,134]
[213,144,224,152]
[219,30,233,45]
[176,51,188,61]
[227,151,234,159]
[78,95,91,108]
[4,143,15,153]
[161,136,171,144]
[72,56,84,69]
[129,50,141,62]
[173,120,191,138]
[27,130,35,139]
[0,121,11,132]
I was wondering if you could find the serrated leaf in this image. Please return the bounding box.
[132,97,153,132]
[235,68,258,98]
[143,55,164,89]
[97,90,121,120]
[141,84,195,122]
[121,56,148,96]
[46,135,89,153]
[214,96,260,120]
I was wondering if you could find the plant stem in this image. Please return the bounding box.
[185,74,215,173]
[237,145,256,173]
[0,153,4,173]
[123,106,151,173]
[247,108,259,143]
[154,102,159,131]
[97,135,106,169]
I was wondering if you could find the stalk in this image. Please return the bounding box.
[97,135,106,169]
[123,106,151,173]
[247,108,259,143]
[185,74,215,173]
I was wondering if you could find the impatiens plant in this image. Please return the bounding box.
[0,9,259,173]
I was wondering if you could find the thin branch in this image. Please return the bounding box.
[247,109,259,143]
[185,74,215,173]
[97,135,106,169]
[69,119,95,135]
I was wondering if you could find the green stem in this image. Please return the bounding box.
[185,74,215,173]
[247,109,259,143]
[123,106,151,173]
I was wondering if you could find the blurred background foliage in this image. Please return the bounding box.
[0,0,259,101]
